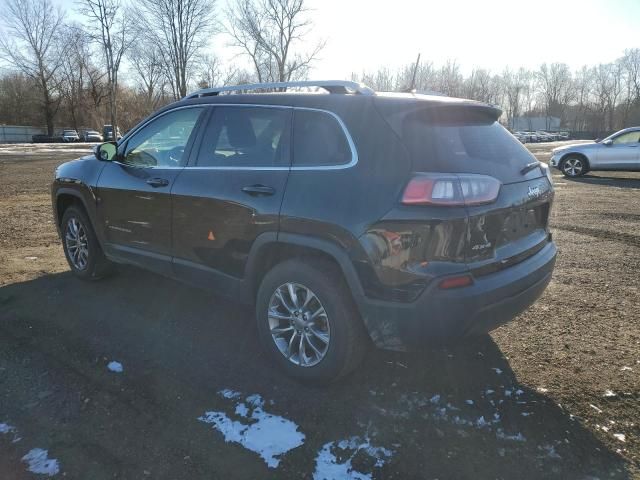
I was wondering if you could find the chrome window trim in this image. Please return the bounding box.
[115,103,359,171]
[187,104,358,171]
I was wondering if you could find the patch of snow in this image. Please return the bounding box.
[199,391,305,468]
[613,433,626,442]
[492,368,503,375]
[589,404,603,413]
[621,366,632,371]
[465,399,474,405]
[536,387,549,393]
[429,394,440,404]
[603,390,616,398]
[107,361,123,373]
[496,429,526,442]
[515,389,524,396]
[0,423,15,434]
[313,436,392,480]
[504,390,512,397]
[218,389,241,399]
[539,444,561,459]
[485,389,495,395]
[521,412,533,417]
[22,449,60,476]
[24,256,38,260]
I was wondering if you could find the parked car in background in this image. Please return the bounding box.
[513,132,527,143]
[32,134,57,143]
[52,80,556,383]
[103,125,122,141]
[80,129,103,142]
[550,127,640,177]
[61,130,80,142]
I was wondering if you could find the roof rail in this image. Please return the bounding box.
[184,80,375,99]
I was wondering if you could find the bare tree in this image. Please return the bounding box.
[128,39,166,109]
[434,60,463,97]
[137,0,217,99]
[79,0,132,136]
[0,0,64,136]
[536,63,573,129]
[197,54,241,88]
[226,0,324,83]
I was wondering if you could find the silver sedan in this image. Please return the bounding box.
[550,127,640,177]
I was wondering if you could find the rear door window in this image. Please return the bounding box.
[292,110,352,167]
[196,106,291,168]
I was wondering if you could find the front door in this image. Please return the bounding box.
[597,130,640,170]
[96,106,206,274]
[171,105,292,294]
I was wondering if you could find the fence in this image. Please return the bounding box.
[0,125,46,143]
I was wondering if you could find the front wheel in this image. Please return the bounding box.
[561,156,587,177]
[256,259,368,384]
[61,206,113,280]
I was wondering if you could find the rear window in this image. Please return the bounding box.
[393,107,538,183]
[292,110,352,167]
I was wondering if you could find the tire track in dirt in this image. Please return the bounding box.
[554,224,640,248]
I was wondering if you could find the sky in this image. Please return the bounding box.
[56,0,640,82]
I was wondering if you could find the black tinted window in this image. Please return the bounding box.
[196,107,290,167]
[292,110,352,167]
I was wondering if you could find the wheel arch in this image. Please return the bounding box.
[55,189,91,227]
[245,233,366,305]
[560,151,590,171]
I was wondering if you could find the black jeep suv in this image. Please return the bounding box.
[52,80,556,382]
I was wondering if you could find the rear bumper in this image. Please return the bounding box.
[357,241,557,350]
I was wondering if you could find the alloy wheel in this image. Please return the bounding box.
[268,282,330,367]
[563,158,583,177]
[65,217,89,270]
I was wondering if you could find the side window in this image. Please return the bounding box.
[612,131,640,145]
[122,107,204,167]
[196,107,291,167]
[292,110,352,167]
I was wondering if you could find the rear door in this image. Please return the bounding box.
[171,105,292,293]
[96,106,205,274]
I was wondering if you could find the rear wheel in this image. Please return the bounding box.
[256,259,368,383]
[61,206,113,280]
[561,155,587,177]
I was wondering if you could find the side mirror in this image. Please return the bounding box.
[602,139,613,146]
[96,142,117,161]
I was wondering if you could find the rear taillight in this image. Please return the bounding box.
[402,173,501,206]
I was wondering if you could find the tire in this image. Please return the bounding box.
[61,205,113,280]
[561,155,587,177]
[256,259,369,384]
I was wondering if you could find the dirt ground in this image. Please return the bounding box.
[0,142,638,479]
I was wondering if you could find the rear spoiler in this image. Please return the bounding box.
[374,98,503,140]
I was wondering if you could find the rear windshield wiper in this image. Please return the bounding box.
[520,161,541,175]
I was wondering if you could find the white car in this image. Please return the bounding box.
[550,127,640,177]
[61,130,80,142]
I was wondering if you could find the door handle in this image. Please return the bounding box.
[146,177,170,188]
[241,185,276,196]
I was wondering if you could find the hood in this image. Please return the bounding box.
[553,141,598,153]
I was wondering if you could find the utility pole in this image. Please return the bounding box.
[409,53,421,91]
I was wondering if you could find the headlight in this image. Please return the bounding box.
[539,162,553,186]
